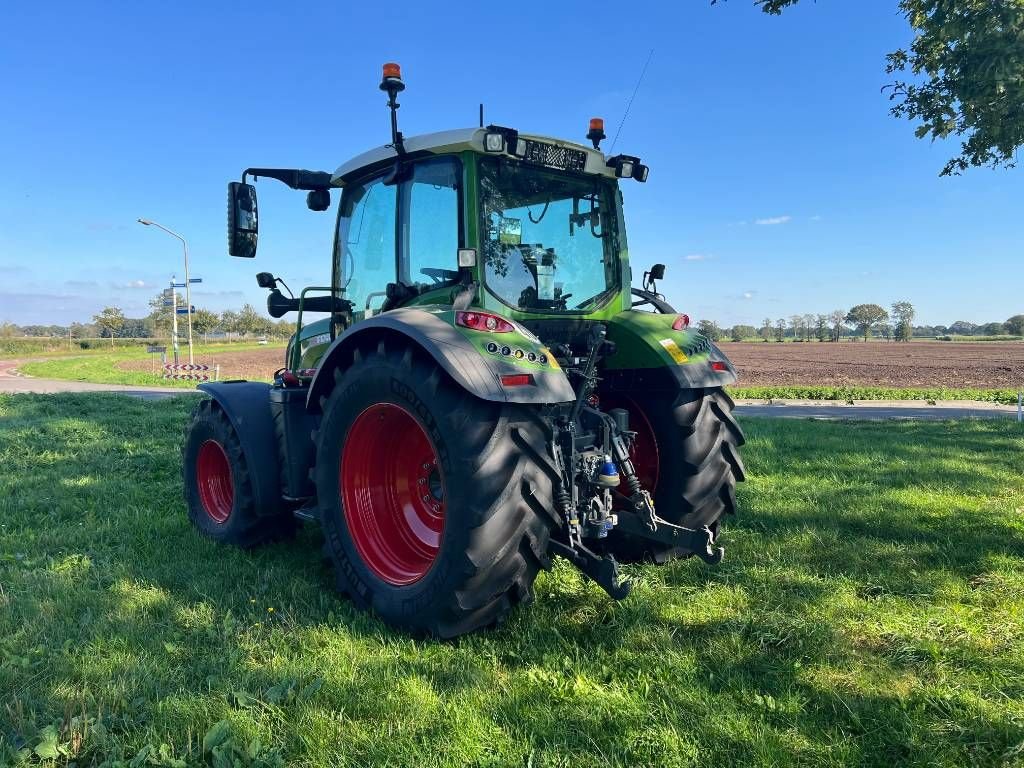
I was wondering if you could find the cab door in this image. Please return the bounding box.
[336,173,397,322]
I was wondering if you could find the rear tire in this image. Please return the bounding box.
[603,387,745,563]
[314,339,559,638]
[182,399,295,547]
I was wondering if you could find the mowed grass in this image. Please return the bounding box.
[1,395,1023,767]
[16,343,283,389]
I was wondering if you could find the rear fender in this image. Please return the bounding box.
[197,382,282,515]
[306,307,575,412]
[603,310,739,391]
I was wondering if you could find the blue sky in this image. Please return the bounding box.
[0,1,1020,328]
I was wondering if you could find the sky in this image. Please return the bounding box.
[0,1,1020,329]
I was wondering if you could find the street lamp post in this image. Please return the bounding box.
[138,218,194,365]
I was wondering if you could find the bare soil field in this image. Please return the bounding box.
[118,346,286,381]
[724,341,1024,388]
[115,340,1024,389]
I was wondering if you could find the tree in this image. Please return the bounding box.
[828,309,846,342]
[1006,314,1024,336]
[719,0,1024,176]
[891,300,915,342]
[697,319,722,341]
[191,308,220,340]
[949,320,979,336]
[236,304,264,337]
[731,324,757,342]
[760,317,773,342]
[845,304,889,342]
[147,291,175,338]
[93,307,125,347]
[815,314,828,342]
[775,318,785,342]
[980,321,1006,336]
[789,315,804,342]
[220,309,241,338]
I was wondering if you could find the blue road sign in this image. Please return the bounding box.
[189,278,202,283]
[175,306,196,315]
[171,282,186,288]
[162,300,174,307]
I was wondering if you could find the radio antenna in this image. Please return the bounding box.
[609,48,654,154]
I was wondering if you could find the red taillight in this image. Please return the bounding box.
[672,314,690,331]
[711,361,729,372]
[455,311,515,333]
[501,374,533,387]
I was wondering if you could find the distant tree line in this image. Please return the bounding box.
[696,302,1024,343]
[0,291,297,341]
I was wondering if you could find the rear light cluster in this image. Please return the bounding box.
[710,361,729,372]
[500,374,533,387]
[455,311,515,333]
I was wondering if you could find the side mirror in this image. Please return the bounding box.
[649,263,666,281]
[256,272,276,289]
[267,289,297,318]
[306,189,331,211]
[227,181,258,258]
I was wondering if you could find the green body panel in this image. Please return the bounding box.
[603,311,711,370]
[287,316,333,370]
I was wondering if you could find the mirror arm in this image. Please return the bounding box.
[242,168,333,191]
[630,288,675,314]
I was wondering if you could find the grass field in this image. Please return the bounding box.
[15,343,284,389]
[2,394,1022,766]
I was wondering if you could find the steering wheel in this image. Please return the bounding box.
[420,267,460,284]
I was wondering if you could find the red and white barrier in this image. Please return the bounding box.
[163,363,211,381]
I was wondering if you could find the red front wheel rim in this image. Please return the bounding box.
[340,403,446,586]
[196,439,234,523]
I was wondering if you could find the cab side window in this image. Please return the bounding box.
[337,175,397,320]
[400,159,461,288]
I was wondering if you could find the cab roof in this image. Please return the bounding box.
[331,127,619,186]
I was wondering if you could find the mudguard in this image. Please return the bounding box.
[306,306,576,411]
[197,382,282,515]
[602,310,739,392]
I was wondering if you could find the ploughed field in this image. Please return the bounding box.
[116,340,1024,390]
[724,341,1024,389]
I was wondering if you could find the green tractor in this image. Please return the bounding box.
[183,64,745,638]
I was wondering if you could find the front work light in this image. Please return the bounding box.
[484,132,506,153]
[458,248,477,267]
[606,154,647,182]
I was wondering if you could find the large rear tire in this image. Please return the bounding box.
[602,387,745,563]
[182,399,295,547]
[314,339,559,638]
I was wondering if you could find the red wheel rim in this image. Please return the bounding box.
[340,403,446,586]
[196,439,234,523]
[602,396,660,496]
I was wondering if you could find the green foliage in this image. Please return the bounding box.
[846,303,890,341]
[190,308,220,336]
[730,324,758,342]
[697,318,722,341]
[1006,314,1024,336]
[93,306,126,340]
[2,394,1023,765]
[730,384,1020,404]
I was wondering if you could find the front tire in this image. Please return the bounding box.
[315,340,559,638]
[603,387,746,563]
[182,399,295,547]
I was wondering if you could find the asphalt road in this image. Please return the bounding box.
[0,360,198,401]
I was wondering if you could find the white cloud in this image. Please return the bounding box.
[114,279,154,290]
[755,215,791,226]
[741,291,756,300]
[684,253,715,261]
